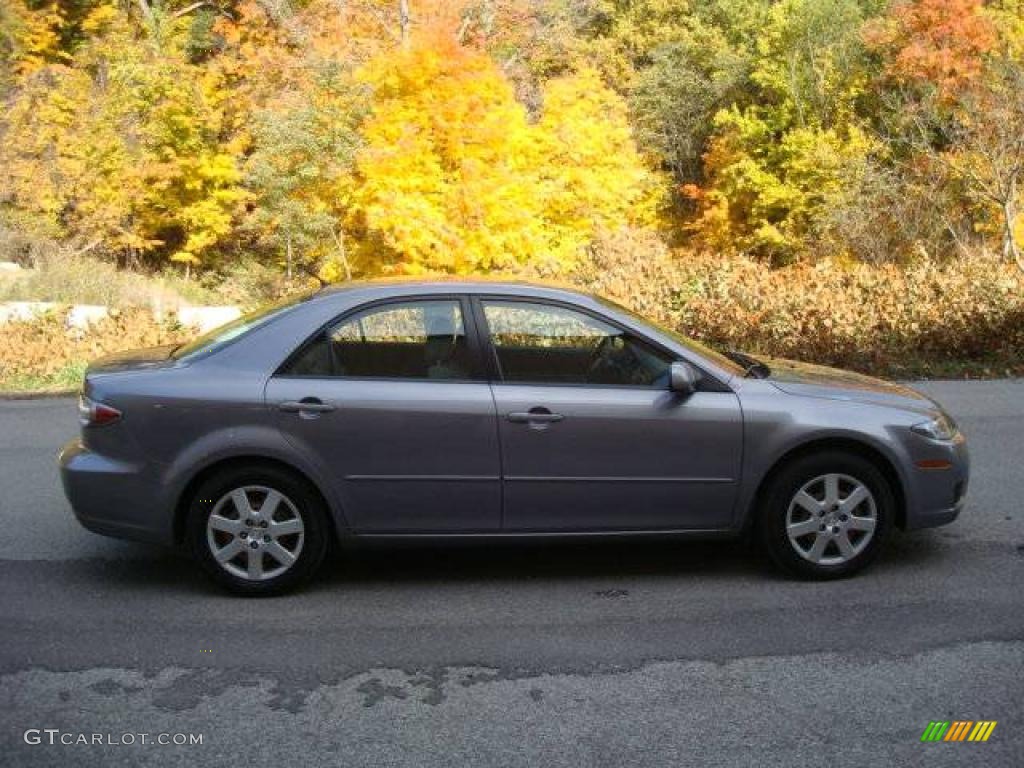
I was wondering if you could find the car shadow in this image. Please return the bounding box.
[49,528,957,598]
[321,537,765,587]
[317,529,957,588]
[58,538,766,596]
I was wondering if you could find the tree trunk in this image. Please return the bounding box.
[332,227,352,281]
[286,231,293,280]
[1002,199,1023,274]
[398,0,410,47]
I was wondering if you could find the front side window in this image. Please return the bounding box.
[282,299,473,380]
[482,300,673,386]
[596,296,745,377]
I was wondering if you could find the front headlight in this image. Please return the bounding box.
[911,413,959,441]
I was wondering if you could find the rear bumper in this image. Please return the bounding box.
[59,439,174,545]
[902,433,970,531]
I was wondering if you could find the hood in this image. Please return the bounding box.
[760,356,936,412]
[86,344,180,376]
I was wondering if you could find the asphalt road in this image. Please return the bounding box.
[1,380,1022,767]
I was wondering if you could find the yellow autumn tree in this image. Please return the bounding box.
[535,67,664,249]
[347,36,661,275]
[349,36,546,274]
[0,2,244,270]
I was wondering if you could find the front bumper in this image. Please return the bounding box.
[59,439,174,545]
[902,432,970,531]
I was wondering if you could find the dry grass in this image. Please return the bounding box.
[0,229,222,308]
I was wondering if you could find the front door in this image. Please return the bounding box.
[479,299,742,531]
[267,297,501,533]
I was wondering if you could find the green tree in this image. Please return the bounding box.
[629,39,747,188]
[244,66,365,281]
[690,0,879,262]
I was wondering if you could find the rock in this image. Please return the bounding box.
[176,305,243,333]
[65,305,109,329]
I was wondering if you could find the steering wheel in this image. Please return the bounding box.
[586,334,641,384]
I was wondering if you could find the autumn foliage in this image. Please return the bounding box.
[0,1,663,277]
[348,39,659,275]
[0,1,1022,279]
[3,0,1023,393]
[863,0,996,99]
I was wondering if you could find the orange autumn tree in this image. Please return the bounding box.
[864,0,997,100]
[347,34,661,275]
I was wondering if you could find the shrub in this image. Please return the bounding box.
[201,258,315,308]
[568,228,683,327]
[568,238,1024,377]
[0,308,193,390]
[2,235,1021,392]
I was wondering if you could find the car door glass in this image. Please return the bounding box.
[282,299,472,380]
[482,300,672,386]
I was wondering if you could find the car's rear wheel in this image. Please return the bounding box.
[187,464,329,595]
[758,451,893,579]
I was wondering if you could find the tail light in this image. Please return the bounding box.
[78,395,122,427]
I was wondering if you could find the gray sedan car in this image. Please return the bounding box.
[59,280,969,594]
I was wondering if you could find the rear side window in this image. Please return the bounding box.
[172,289,316,361]
[281,299,475,380]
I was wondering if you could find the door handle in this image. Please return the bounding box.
[278,399,336,414]
[507,411,564,424]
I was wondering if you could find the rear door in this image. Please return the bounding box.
[267,296,501,533]
[477,298,743,531]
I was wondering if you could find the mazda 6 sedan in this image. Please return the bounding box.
[59,279,969,594]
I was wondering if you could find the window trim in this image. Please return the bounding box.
[471,295,727,391]
[272,294,490,384]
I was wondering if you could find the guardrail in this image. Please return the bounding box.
[0,301,242,333]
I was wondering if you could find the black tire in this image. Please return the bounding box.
[186,463,330,596]
[758,451,894,580]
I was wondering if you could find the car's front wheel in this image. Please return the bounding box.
[186,464,329,595]
[759,451,893,579]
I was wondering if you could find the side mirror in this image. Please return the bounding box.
[669,361,699,396]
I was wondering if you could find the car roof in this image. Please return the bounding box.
[314,276,593,303]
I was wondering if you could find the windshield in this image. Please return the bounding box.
[171,289,318,361]
[596,297,746,377]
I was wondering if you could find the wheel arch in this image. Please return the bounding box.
[172,455,340,546]
[745,437,907,531]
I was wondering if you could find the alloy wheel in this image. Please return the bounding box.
[785,473,877,566]
[206,485,305,581]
